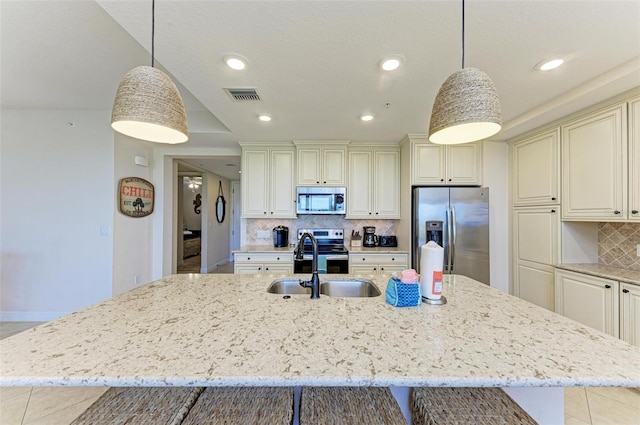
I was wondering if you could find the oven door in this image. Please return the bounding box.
[294,255,349,274]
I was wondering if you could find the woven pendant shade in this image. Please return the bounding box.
[111,66,189,144]
[428,67,502,145]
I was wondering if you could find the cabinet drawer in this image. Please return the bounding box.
[350,253,408,265]
[235,253,293,263]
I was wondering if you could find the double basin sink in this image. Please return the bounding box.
[267,277,381,298]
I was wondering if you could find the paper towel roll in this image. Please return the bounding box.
[420,241,444,300]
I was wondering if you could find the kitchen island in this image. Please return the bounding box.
[1,274,639,424]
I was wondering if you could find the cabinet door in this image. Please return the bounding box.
[555,269,619,337]
[297,148,321,185]
[234,264,263,274]
[629,97,640,221]
[562,104,627,220]
[242,150,269,217]
[350,265,378,274]
[513,207,559,265]
[446,143,482,185]
[512,129,560,206]
[373,150,400,218]
[322,148,346,185]
[270,150,296,217]
[347,151,373,217]
[515,261,554,311]
[263,264,294,275]
[412,143,445,184]
[620,283,640,347]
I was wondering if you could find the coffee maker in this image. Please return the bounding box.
[362,226,378,248]
[272,226,289,248]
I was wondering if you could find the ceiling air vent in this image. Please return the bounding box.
[224,88,261,102]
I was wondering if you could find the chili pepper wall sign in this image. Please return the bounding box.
[118,177,154,217]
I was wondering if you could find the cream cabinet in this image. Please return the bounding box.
[554,269,619,338]
[347,146,400,219]
[511,129,560,206]
[561,104,628,221]
[240,145,297,218]
[620,282,640,347]
[234,253,294,275]
[294,141,348,186]
[629,96,640,221]
[410,136,482,185]
[349,253,408,275]
[512,207,560,311]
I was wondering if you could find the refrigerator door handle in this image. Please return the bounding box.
[446,206,452,273]
[451,205,456,273]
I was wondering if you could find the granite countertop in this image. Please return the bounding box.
[348,247,409,255]
[556,263,640,286]
[232,245,295,254]
[1,274,638,388]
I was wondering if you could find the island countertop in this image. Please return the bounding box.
[1,274,639,388]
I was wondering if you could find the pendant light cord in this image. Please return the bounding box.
[461,0,465,69]
[151,0,155,67]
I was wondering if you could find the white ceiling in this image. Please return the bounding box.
[2,1,639,176]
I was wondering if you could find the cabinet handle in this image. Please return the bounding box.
[551,209,556,213]
[263,211,267,214]
[381,267,385,271]
[374,267,377,271]
[375,212,379,215]
[391,258,395,261]
[551,197,556,201]
[623,289,630,293]
[316,181,320,184]
[362,258,366,261]
[265,267,269,271]
[440,179,444,182]
[605,284,611,289]
[448,178,452,182]
[614,210,621,214]
[632,210,639,214]
[277,257,280,260]
[323,181,326,184]
[258,267,261,271]
[369,212,372,215]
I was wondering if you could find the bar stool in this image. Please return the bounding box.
[411,387,538,424]
[300,387,406,425]
[71,387,203,425]
[181,387,294,425]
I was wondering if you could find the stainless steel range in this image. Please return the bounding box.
[294,228,349,274]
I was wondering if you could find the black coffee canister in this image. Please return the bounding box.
[272,226,289,247]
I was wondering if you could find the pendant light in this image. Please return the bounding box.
[428,0,501,145]
[111,0,189,144]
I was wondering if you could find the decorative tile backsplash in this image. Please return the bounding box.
[245,217,397,246]
[598,222,640,271]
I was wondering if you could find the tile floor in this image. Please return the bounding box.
[2,325,639,424]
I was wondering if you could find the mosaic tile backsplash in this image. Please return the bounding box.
[598,222,640,271]
[245,217,398,246]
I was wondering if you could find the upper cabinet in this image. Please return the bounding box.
[294,141,348,186]
[629,96,640,221]
[561,103,628,221]
[512,129,560,206]
[408,135,482,185]
[347,145,400,219]
[240,144,297,218]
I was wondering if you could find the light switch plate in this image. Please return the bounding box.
[637,244,640,257]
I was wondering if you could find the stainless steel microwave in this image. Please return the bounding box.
[296,187,346,215]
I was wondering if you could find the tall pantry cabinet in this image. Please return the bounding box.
[510,129,561,311]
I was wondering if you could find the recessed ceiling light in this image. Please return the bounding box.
[380,55,403,71]
[535,58,565,71]
[224,55,247,71]
[258,114,272,122]
[360,113,375,122]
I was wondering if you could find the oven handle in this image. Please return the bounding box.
[302,254,349,261]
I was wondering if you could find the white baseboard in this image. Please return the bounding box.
[0,311,68,322]
[204,259,230,273]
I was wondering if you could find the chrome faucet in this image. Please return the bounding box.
[296,232,320,299]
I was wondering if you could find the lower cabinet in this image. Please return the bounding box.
[349,253,408,275]
[234,253,293,275]
[515,261,555,311]
[621,282,640,346]
[554,269,619,338]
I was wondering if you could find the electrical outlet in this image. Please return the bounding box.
[637,244,640,257]
[257,230,271,239]
[134,275,140,285]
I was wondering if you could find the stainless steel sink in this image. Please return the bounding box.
[267,278,380,297]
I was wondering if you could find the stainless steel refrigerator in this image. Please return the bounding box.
[412,187,490,284]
